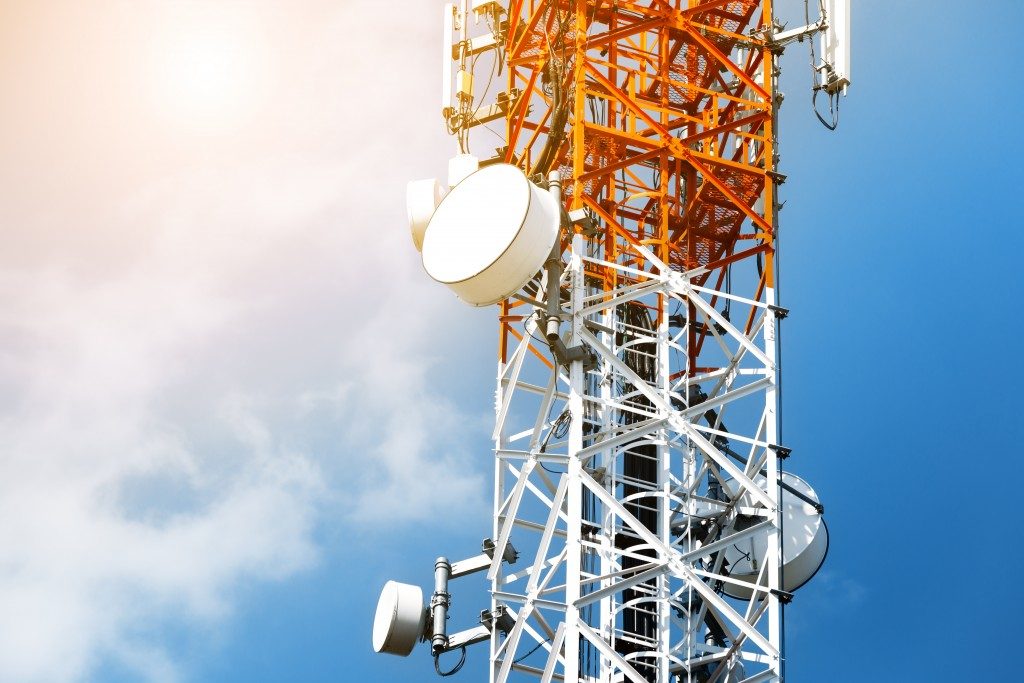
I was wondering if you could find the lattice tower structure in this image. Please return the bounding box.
[475,2,787,682]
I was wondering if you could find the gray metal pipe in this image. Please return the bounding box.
[431,557,452,655]
[544,170,563,342]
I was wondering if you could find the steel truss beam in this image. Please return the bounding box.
[492,249,783,682]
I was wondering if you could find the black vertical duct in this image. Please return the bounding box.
[614,303,659,682]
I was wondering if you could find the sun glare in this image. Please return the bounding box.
[151,19,260,129]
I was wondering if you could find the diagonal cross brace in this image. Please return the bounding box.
[578,469,778,658]
[580,327,775,511]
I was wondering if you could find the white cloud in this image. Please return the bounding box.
[0,1,489,680]
[0,167,325,682]
[810,570,867,607]
[0,155,487,682]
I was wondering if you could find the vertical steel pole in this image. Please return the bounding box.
[432,557,452,655]
[765,0,784,677]
[564,228,586,683]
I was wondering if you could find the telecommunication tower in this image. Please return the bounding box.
[374,2,851,682]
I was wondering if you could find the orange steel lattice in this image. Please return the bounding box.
[498,0,776,374]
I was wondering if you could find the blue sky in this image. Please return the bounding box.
[1,1,1021,681]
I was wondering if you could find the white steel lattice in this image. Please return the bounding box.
[489,235,784,683]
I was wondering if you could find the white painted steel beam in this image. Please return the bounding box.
[489,203,784,683]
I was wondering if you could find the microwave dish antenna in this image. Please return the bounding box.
[421,164,559,307]
[720,472,829,600]
[373,581,427,657]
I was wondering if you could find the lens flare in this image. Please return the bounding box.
[151,18,259,129]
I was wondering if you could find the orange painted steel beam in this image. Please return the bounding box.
[500,0,773,373]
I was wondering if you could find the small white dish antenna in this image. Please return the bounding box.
[421,163,559,307]
[372,581,427,656]
[721,472,828,600]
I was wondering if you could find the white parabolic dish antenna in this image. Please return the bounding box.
[421,163,559,307]
[721,472,828,600]
[372,581,426,656]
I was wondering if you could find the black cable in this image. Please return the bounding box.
[513,637,552,664]
[812,88,839,131]
[731,544,752,564]
[724,263,732,319]
[554,410,571,439]
[538,406,571,473]
[540,408,571,454]
[805,0,839,131]
[434,646,467,677]
[467,50,501,138]
[532,2,573,176]
[484,9,505,76]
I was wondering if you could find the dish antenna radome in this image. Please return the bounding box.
[372,581,427,656]
[721,472,829,600]
[420,164,559,307]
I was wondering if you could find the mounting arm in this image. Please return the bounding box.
[429,538,517,655]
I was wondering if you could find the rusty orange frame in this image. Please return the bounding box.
[499,0,776,383]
